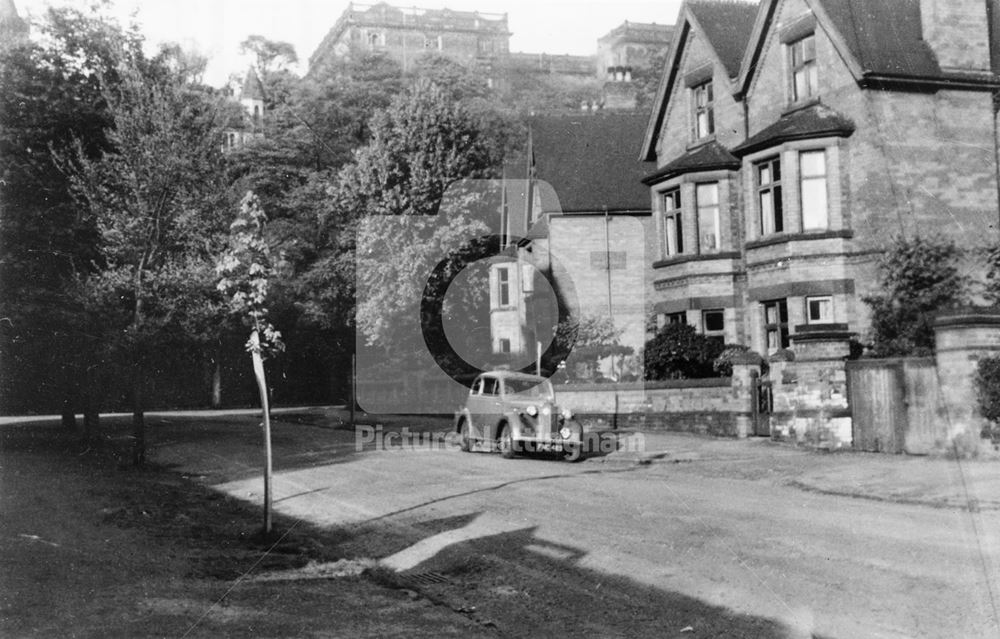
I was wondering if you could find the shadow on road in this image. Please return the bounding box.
[375,519,830,639]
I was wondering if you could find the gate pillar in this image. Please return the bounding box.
[933,309,1000,435]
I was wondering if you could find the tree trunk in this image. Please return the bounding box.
[211,354,222,409]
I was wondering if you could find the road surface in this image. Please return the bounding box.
[161,424,1000,639]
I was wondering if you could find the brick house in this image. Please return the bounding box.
[490,113,654,379]
[641,0,1000,356]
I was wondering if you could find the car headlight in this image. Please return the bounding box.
[560,407,573,420]
[526,405,538,417]
[559,426,572,439]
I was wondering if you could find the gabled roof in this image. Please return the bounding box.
[687,1,761,78]
[530,112,654,214]
[642,140,739,185]
[640,1,760,161]
[241,68,265,100]
[737,0,1000,96]
[732,103,855,156]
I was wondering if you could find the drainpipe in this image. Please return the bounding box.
[604,206,613,323]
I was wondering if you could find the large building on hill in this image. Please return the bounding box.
[641,0,1000,356]
[308,2,674,112]
[308,2,511,77]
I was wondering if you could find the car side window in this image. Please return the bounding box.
[472,378,483,395]
[484,378,500,396]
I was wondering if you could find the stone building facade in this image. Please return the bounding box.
[308,2,510,77]
[641,0,1000,356]
[308,3,674,112]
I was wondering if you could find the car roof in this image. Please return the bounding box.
[478,370,547,382]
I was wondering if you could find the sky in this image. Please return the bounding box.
[16,0,686,86]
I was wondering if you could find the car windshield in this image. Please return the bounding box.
[504,378,554,399]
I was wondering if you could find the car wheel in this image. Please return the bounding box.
[498,423,515,459]
[458,419,471,452]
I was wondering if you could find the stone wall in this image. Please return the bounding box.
[555,378,741,436]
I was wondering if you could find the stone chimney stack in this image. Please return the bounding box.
[920,0,992,72]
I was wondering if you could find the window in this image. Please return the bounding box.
[667,312,686,325]
[692,81,714,139]
[800,150,828,229]
[702,310,725,344]
[806,296,833,324]
[662,188,683,257]
[252,105,261,127]
[498,338,511,354]
[790,34,818,101]
[756,157,783,235]
[367,31,383,47]
[763,299,790,353]
[497,267,511,306]
[696,183,720,252]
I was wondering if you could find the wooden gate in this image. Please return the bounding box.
[846,361,906,453]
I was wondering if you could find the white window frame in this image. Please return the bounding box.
[702,309,725,342]
[692,80,715,139]
[696,182,721,253]
[497,267,511,307]
[789,34,818,102]
[662,188,683,257]
[806,296,833,324]
[756,156,783,236]
[800,150,829,230]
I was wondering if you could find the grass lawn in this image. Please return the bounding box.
[0,418,486,638]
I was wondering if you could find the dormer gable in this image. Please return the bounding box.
[641,0,760,162]
[736,0,1000,99]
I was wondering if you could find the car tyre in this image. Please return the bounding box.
[458,419,471,452]
[498,423,515,459]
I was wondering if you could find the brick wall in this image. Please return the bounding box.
[919,0,992,71]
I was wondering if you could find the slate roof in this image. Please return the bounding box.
[687,0,760,78]
[642,141,740,185]
[732,103,855,156]
[820,0,940,79]
[530,112,654,214]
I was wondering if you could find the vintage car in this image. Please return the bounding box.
[454,370,583,461]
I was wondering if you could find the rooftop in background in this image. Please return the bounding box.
[598,21,673,45]
[338,2,509,32]
[530,112,654,214]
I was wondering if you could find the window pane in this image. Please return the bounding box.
[800,150,826,176]
[697,183,718,205]
[760,191,774,235]
[802,178,828,229]
[704,311,725,332]
[808,297,832,323]
[696,183,720,252]
[665,216,677,255]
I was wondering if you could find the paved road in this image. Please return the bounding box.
[169,427,1000,639]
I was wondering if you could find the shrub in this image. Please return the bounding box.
[643,323,726,380]
[976,356,1000,441]
[862,236,968,357]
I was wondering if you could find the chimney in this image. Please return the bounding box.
[920,0,992,72]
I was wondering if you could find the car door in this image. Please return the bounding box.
[465,376,488,443]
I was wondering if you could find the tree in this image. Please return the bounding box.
[240,35,298,76]
[217,192,284,533]
[343,79,511,358]
[553,315,633,381]
[862,236,968,357]
[644,323,726,380]
[0,5,143,420]
[59,46,231,464]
